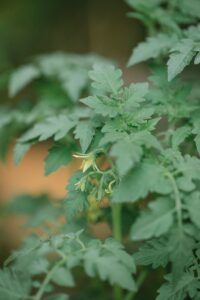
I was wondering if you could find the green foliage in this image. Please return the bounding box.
[8,53,112,99]
[8,194,61,227]
[0,52,111,161]
[74,120,95,153]
[0,231,136,299]
[112,161,172,202]
[130,198,174,240]
[0,269,31,300]
[128,34,176,67]
[44,143,72,175]
[157,273,200,300]
[184,192,200,229]
[127,0,200,80]
[88,64,123,95]
[83,238,136,291]
[13,142,33,165]
[167,38,195,81]
[64,172,88,222]
[9,64,40,97]
[2,1,200,298]
[19,114,77,142]
[134,238,170,268]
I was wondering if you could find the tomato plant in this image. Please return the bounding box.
[1,1,200,299]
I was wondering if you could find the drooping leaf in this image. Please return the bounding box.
[169,227,195,281]
[51,267,75,287]
[175,154,200,181]
[110,139,143,176]
[83,242,136,291]
[130,198,174,240]
[184,192,200,229]
[112,161,172,203]
[171,126,191,148]
[0,269,31,300]
[103,238,136,273]
[74,120,95,153]
[134,238,170,268]
[13,142,33,165]
[167,39,194,81]
[128,34,174,66]
[156,273,196,300]
[19,115,76,142]
[44,143,72,175]
[9,65,40,97]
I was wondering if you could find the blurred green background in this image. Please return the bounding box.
[0,0,145,248]
[0,0,144,71]
[0,3,162,298]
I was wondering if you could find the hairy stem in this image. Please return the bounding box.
[76,237,86,250]
[165,171,183,232]
[125,270,148,300]
[112,203,122,242]
[112,203,122,300]
[33,257,67,300]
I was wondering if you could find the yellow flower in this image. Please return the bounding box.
[74,177,86,192]
[73,152,96,173]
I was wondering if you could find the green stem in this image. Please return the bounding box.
[165,171,183,232]
[125,270,148,300]
[33,257,67,300]
[112,203,122,300]
[112,203,122,242]
[76,237,86,251]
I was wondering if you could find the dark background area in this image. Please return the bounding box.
[0,0,145,74]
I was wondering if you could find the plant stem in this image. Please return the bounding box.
[33,257,67,300]
[112,203,122,242]
[76,237,86,250]
[125,270,148,300]
[112,203,122,300]
[165,171,183,232]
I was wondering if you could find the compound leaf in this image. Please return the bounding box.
[128,34,174,66]
[0,269,31,300]
[156,273,195,300]
[134,238,169,268]
[167,39,194,81]
[112,161,172,203]
[130,198,174,240]
[19,115,76,142]
[81,96,119,118]
[110,139,143,176]
[88,64,123,95]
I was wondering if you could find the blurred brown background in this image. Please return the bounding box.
[0,0,146,252]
